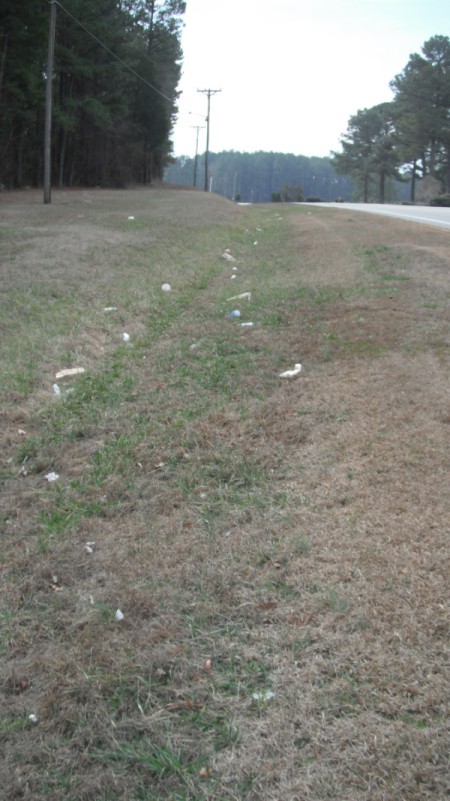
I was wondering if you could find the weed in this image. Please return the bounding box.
[325,588,349,613]
[94,739,199,780]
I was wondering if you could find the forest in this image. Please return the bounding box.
[164,151,357,204]
[1,7,449,204]
[0,0,185,189]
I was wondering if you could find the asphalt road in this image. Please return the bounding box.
[302,202,450,232]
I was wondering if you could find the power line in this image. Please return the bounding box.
[53,0,176,105]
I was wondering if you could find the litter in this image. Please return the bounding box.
[55,367,85,379]
[253,240,258,246]
[279,363,302,378]
[103,306,118,312]
[222,252,237,262]
[240,322,254,327]
[115,609,124,621]
[127,215,135,220]
[252,690,275,701]
[226,310,241,318]
[28,714,38,724]
[230,274,237,280]
[161,283,172,292]
[45,472,59,482]
[227,292,251,301]
[232,266,238,271]
[122,333,130,342]
[84,544,94,555]
[52,383,61,397]
[18,429,27,436]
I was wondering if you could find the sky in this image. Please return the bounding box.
[171,0,449,159]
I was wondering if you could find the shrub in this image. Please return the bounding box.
[430,194,450,206]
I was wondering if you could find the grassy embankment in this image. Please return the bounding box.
[1,188,448,800]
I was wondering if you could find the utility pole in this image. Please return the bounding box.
[197,88,221,192]
[191,125,204,187]
[44,0,57,204]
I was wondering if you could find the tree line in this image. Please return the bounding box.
[164,149,414,205]
[0,0,185,189]
[332,35,450,204]
[164,151,358,203]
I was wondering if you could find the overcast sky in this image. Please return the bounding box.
[171,0,449,159]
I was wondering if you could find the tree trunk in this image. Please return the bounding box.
[430,141,436,175]
[16,125,26,187]
[58,129,67,186]
[410,160,416,202]
[378,169,385,203]
[445,148,450,193]
[0,32,8,107]
[363,170,369,203]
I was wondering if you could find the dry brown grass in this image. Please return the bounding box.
[1,188,449,800]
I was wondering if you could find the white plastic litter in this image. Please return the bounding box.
[252,690,275,701]
[45,472,59,482]
[230,274,237,280]
[232,266,238,271]
[115,609,124,621]
[103,306,118,312]
[279,363,302,378]
[240,322,254,327]
[52,383,61,397]
[84,544,94,555]
[28,714,38,723]
[55,367,85,379]
[227,292,251,301]
[128,215,135,220]
[253,240,258,246]
[161,283,172,292]
[222,252,237,262]
[226,310,241,318]
[122,333,130,342]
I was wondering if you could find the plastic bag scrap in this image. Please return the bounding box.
[252,690,275,701]
[227,292,251,301]
[45,472,59,482]
[279,363,302,378]
[55,367,85,379]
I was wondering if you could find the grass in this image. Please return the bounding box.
[1,188,449,800]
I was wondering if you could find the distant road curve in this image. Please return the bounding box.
[301,202,450,232]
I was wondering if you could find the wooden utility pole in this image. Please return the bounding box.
[44,0,57,204]
[197,88,221,191]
